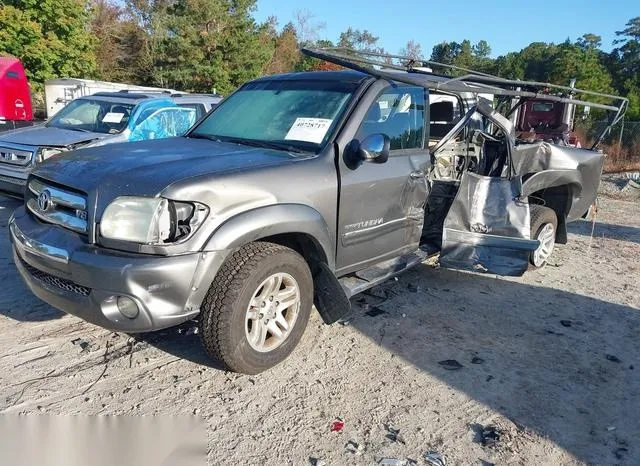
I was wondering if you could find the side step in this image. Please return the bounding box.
[338,247,438,298]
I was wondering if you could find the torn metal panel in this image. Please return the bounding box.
[514,142,604,220]
[440,171,538,276]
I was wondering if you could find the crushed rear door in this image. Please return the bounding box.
[439,171,539,276]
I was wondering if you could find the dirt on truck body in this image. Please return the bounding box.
[7,48,628,374]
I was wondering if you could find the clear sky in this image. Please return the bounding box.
[254,0,637,57]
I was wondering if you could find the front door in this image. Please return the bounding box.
[336,85,430,273]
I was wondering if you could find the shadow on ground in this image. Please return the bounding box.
[346,265,639,465]
[568,218,640,245]
[134,321,226,371]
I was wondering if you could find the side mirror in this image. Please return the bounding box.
[344,133,390,169]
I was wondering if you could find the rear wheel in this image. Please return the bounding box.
[529,205,558,268]
[199,242,313,374]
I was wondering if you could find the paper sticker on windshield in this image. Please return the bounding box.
[285,118,333,144]
[102,112,125,123]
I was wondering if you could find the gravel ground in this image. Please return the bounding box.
[0,185,638,466]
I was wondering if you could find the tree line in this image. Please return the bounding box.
[1,0,638,120]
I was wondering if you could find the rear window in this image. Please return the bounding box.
[532,102,554,112]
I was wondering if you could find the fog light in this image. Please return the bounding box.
[117,296,139,319]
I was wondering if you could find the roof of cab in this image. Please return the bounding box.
[91,92,166,101]
[252,70,371,84]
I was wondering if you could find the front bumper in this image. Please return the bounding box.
[0,169,28,197]
[9,207,229,332]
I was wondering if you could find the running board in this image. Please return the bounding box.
[339,247,438,298]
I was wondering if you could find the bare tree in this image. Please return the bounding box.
[294,9,326,46]
[400,39,423,60]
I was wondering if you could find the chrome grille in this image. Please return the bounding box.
[0,145,33,166]
[27,178,88,234]
[17,254,91,296]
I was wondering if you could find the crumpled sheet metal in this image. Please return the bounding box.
[439,171,539,276]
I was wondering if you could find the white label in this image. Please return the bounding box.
[285,118,333,144]
[378,101,389,110]
[102,112,125,123]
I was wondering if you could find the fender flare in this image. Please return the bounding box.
[521,169,582,199]
[203,203,335,270]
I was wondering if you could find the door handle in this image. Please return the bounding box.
[410,170,426,179]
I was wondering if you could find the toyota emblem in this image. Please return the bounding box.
[38,190,52,211]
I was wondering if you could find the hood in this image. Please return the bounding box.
[33,137,306,198]
[0,124,107,148]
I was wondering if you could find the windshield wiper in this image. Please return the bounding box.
[54,126,93,133]
[220,136,308,153]
[188,133,222,142]
[188,133,309,153]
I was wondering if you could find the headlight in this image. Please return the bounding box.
[100,197,208,244]
[36,147,65,163]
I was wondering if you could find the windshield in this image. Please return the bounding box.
[189,79,358,152]
[47,99,135,134]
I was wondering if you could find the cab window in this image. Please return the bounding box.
[356,86,426,151]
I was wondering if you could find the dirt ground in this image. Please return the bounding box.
[0,185,638,466]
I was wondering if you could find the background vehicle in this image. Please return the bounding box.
[0,57,33,132]
[510,80,584,147]
[8,50,627,374]
[171,93,223,120]
[43,78,177,118]
[0,92,196,197]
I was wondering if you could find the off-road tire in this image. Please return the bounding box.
[199,241,313,374]
[529,205,558,268]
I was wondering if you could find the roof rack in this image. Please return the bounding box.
[301,47,628,148]
[117,89,172,94]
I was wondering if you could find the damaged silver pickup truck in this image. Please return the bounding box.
[9,48,627,373]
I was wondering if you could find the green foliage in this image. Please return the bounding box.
[0,0,97,90]
[123,0,272,94]
[2,1,639,123]
[338,28,383,53]
[430,40,494,74]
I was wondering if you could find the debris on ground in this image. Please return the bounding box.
[471,357,485,365]
[606,354,621,363]
[479,425,502,448]
[408,283,420,293]
[186,326,199,336]
[560,320,572,327]
[71,338,90,353]
[438,359,464,371]
[309,457,326,466]
[330,419,344,432]
[345,440,364,455]
[423,450,446,466]
[384,425,406,445]
[379,458,407,466]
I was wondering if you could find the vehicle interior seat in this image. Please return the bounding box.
[430,101,456,139]
[358,103,383,140]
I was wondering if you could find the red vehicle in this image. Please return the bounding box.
[0,57,33,127]
[513,80,583,148]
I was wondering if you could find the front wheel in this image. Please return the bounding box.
[199,242,313,374]
[529,205,558,268]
